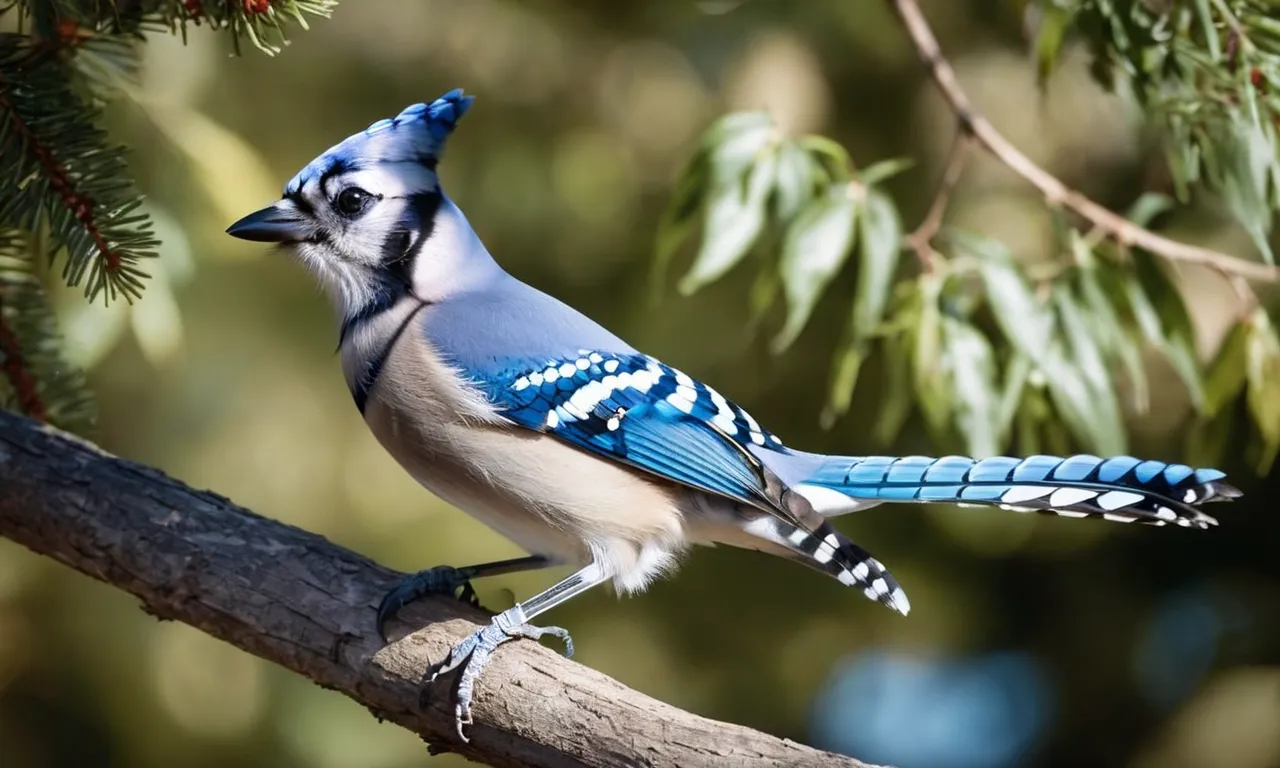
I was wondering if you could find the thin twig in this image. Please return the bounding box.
[904,130,970,269]
[887,0,1280,284]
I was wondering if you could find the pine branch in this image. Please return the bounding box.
[0,229,94,431]
[0,33,158,303]
[13,1,340,56]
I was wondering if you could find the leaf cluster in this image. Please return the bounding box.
[1036,0,1280,262]
[657,103,1280,472]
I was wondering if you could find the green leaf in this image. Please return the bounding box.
[771,184,858,352]
[1193,0,1221,62]
[960,232,1055,369]
[912,273,951,438]
[1051,283,1127,454]
[1072,236,1149,412]
[1041,339,1126,455]
[943,317,1000,458]
[704,112,775,182]
[1245,308,1280,474]
[799,135,854,180]
[821,343,864,429]
[1215,98,1276,264]
[772,141,816,223]
[1035,4,1073,84]
[652,146,709,297]
[851,188,903,344]
[1203,320,1251,417]
[679,150,776,296]
[995,353,1032,448]
[1124,191,1176,228]
[747,266,781,332]
[1184,412,1234,470]
[857,157,915,187]
[873,328,915,445]
[1125,253,1206,409]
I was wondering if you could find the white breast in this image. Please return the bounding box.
[344,304,692,592]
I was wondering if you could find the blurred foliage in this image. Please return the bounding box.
[0,0,332,431]
[659,0,1280,473]
[0,1,1278,768]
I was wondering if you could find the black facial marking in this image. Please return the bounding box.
[352,298,429,414]
[285,189,315,217]
[319,156,355,194]
[382,190,442,286]
[337,190,442,350]
[416,153,439,172]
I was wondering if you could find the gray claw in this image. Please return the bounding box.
[426,619,573,742]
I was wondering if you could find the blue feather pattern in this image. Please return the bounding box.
[802,454,1238,528]
[285,89,474,196]
[479,350,785,506]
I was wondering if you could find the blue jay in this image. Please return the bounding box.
[227,89,1241,740]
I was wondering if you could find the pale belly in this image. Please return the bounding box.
[356,338,692,586]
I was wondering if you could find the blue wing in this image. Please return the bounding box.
[470,349,789,508]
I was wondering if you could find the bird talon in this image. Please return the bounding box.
[376,565,477,641]
[421,618,575,741]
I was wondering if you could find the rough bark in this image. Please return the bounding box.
[0,411,877,768]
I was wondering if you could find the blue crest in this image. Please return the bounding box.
[285,88,475,195]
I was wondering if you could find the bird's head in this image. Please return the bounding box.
[227,89,477,315]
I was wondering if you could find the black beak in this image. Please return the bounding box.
[226,201,309,243]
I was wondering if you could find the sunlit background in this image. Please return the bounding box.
[2,1,1278,767]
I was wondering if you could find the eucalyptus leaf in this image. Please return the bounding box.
[1125,253,1206,409]
[771,184,858,352]
[943,316,1000,458]
[1041,338,1127,456]
[680,150,776,296]
[747,266,780,332]
[996,352,1032,448]
[1124,191,1176,228]
[873,328,915,445]
[857,157,915,187]
[1035,3,1073,84]
[1203,319,1251,417]
[821,342,864,429]
[799,135,854,180]
[652,146,709,296]
[1245,308,1280,473]
[1193,0,1221,62]
[1053,283,1126,452]
[851,188,903,345]
[959,232,1055,369]
[913,273,951,437]
[773,140,816,223]
[1073,240,1149,412]
[705,111,775,183]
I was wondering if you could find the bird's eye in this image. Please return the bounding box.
[335,187,373,217]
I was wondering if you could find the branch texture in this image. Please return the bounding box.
[0,410,877,768]
[889,0,1280,284]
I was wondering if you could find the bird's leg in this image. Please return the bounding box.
[425,560,608,741]
[376,555,552,641]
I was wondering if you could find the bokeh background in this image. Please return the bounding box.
[2,1,1278,767]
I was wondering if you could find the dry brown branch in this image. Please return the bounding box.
[904,130,971,269]
[0,410,881,768]
[888,0,1280,284]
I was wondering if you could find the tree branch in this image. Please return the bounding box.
[904,130,971,270]
[887,0,1280,284]
[0,410,880,768]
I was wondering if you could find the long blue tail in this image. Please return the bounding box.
[794,454,1239,529]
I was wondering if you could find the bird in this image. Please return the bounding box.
[226,89,1241,741]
